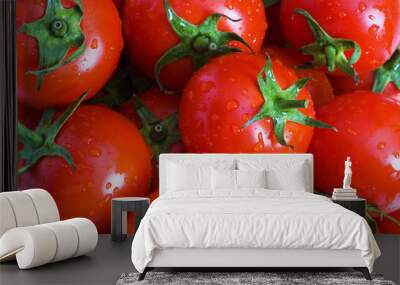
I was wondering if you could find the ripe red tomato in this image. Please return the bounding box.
[122,0,267,91]
[264,2,286,46]
[119,87,184,191]
[330,72,400,98]
[113,0,125,11]
[19,105,152,233]
[148,188,160,202]
[329,48,400,102]
[119,88,180,126]
[18,103,42,130]
[180,52,333,153]
[309,91,400,216]
[17,0,123,109]
[280,0,400,78]
[119,87,185,154]
[264,47,335,107]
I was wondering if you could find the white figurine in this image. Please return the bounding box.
[343,156,352,189]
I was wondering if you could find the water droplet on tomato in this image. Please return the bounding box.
[242,113,250,123]
[392,171,400,179]
[347,128,357,135]
[90,39,98,49]
[224,0,234,10]
[357,2,367,12]
[106,182,112,190]
[368,24,379,34]
[253,132,264,152]
[226,100,239,111]
[247,7,252,15]
[377,142,386,150]
[368,14,375,20]
[89,148,101,157]
[231,125,241,135]
[211,114,219,121]
[339,12,347,18]
[199,81,215,92]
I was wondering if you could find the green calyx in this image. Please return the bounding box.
[155,0,253,92]
[295,9,361,81]
[373,48,400,93]
[366,203,400,233]
[88,68,134,108]
[19,0,85,90]
[18,92,88,176]
[133,96,180,160]
[243,56,336,148]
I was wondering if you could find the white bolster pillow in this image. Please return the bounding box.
[23,189,60,224]
[0,218,98,269]
[0,196,17,237]
[0,189,60,238]
[0,191,40,228]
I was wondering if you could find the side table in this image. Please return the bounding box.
[111,197,150,242]
[332,198,366,218]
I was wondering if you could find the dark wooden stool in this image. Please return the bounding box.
[111,197,149,242]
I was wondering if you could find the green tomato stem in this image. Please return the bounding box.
[243,56,335,148]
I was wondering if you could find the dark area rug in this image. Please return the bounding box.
[116,272,396,285]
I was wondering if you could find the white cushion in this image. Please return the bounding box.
[24,189,60,224]
[167,162,212,191]
[0,218,97,269]
[212,168,237,190]
[0,192,39,227]
[42,221,79,262]
[0,196,16,237]
[0,189,60,237]
[236,169,267,189]
[66,218,98,257]
[238,159,308,191]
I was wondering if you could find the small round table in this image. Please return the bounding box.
[111,197,150,242]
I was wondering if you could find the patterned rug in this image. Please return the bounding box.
[116,271,395,285]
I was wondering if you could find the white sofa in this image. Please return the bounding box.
[0,189,98,269]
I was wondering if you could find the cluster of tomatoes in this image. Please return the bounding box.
[16,0,400,233]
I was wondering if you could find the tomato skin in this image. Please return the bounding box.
[264,47,335,107]
[309,91,400,215]
[329,72,400,101]
[19,105,152,233]
[17,0,124,109]
[119,87,185,152]
[119,87,185,191]
[18,103,42,129]
[122,0,267,91]
[280,0,400,76]
[264,3,286,46]
[119,87,180,126]
[113,0,125,11]
[148,188,159,202]
[180,52,316,153]
[375,209,400,233]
